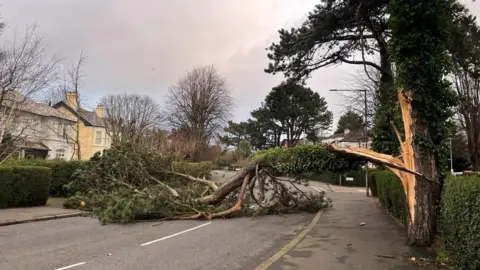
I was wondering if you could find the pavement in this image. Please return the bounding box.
[264,188,433,270]
[0,199,84,226]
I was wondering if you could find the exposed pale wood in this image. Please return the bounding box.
[195,162,258,205]
[168,171,219,190]
[397,89,416,223]
[328,89,426,224]
[327,144,422,178]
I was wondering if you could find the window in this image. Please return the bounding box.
[55,149,66,160]
[95,131,102,145]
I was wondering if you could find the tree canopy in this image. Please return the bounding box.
[264,82,332,146]
[335,110,364,134]
[218,121,251,147]
[221,82,332,150]
[265,0,391,81]
[265,0,400,156]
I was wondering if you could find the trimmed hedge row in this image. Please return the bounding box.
[440,175,480,269]
[172,161,212,178]
[374,171,480,268]
[3,159,86,197]
[374,170,407,225]
[0,166,51,208]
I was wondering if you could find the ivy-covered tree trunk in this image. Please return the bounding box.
[372,61,402,157]
[390,0,457,245]
[405,109,442,245]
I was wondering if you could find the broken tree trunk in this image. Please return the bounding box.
[196,162,260,205]
[329,89,441,246]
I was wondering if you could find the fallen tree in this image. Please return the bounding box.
[65,144,360,224]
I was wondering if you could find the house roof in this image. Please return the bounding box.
[2,91,75,122]
[340,130,370,142]
[53,101,106,127]
[23,141,50,151]
[77,107,106,127]
[319,129,370,143]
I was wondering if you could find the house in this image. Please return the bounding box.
[280,137,313,148]
[53,92,111,160]
[4,92,76,160]
[319,129,372,149]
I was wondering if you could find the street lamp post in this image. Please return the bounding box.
[449,137,453,174]
[330,88,369,197]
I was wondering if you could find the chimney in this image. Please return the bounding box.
[95,104,105,118]
[66,92,78,110]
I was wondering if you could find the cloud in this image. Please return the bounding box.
[1,0,479,127]
[0,0,318,108]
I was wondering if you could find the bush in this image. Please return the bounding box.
[0,166,51,208]
[3,159,86,197]
[172,161,212,178]
[251,145,363,175]
[440,175,480,269]
[374,170,407,225]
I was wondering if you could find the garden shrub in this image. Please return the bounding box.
[374,170,407,225]
[0,166,51,208]
[172,161,212,178]
[3,159,86,197]
[440,175,480,269]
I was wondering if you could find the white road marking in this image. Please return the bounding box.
[54,262,86,270]
[140,222,212,247]
[310,186,326,193]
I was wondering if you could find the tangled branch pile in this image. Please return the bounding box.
[64,144,357,224]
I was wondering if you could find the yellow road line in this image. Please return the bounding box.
[254,209,325,270]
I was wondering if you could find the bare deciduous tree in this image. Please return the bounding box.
[101,94,162,146]
[167,65,233,160]
[0,25,59,157]
[46,50,87,160]
[452,61,480,171]
[450,12,480,171]
[337,68,379,130]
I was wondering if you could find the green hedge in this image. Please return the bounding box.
[3,159,86,197]
[374,170,407,225]
[373,171,480,267]
[440,175,480,269]
[0,166,51,208]
[172,161,212,178]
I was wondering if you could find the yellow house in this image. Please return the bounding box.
[53,92,111,160]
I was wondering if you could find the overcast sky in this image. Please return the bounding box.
[1,0,479,131]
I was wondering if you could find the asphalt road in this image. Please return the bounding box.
[0,213,312,270]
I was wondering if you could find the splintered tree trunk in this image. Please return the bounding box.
[196,162,259,205]
[399,90,440,245]
[329,89,441,246]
